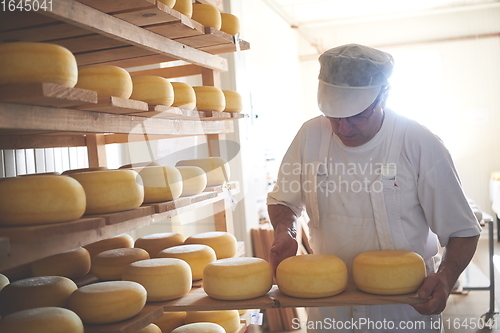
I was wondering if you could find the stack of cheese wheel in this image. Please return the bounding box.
[122,258,192,302]
[184,231,237,259]
[131,76,174,106]
[352,250,426,295]
[220,13,240,35]
[0,276,77,316]
[185,310,240,333]
[158,244,217,281]
[135,232,185,258]
[192,86,225,112]
[0,307,84,333]
[171,82,196,110]
[62,167,108,175]
[175,157,230,186]
[0,42,78,87]
[176,166,207,196]
[69,169,144,215]
[67,281,147,324]
[276,254,348,298]
[75,65,133,98]
[138,323,162,333]
[132,166,183,203]
[91,247,150,281]
[0,273,9,291]
[172,323,225,333]
[154,311,186,333]
[191,4,221,29]
[84,233,135,259]
[31,247,91,279]
[0,175,86,226]
[222,90,243,113]
[203,257,273,300]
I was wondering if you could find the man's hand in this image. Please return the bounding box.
[270,227,298,275]
[412,272,453,315]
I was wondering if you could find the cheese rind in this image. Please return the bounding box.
[0,273,9,291]
[91,247,150,281]
[133,166,183,203]
[131,76,174,106]
[84,234,135,258]
[184,231,237,259]
[154,311,186,333]
[0,307,84,333]
[171,82,196,110]
[157,0,175,7]
[31,247,91,279]
[184,310,240,333]
[172,323,225,333]
[222,90,243,113]
[135,232,186,258]
[75,65,133,98]
[138,323,162,333]
[176,166,207,196]
[175,157,230,186]
[191,4,222,30]
[158,244,217,280]
[172,0,193,17]
[220,13,240,35]
[192,86,225,112]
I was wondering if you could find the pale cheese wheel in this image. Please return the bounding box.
[0,273,9,291]
[84,234,135,258]
[122,258,192,302]
[192,4,221,30]
[69,169,144,215]
[222,90,243,113]
[0,307,84,333]
[31,247,91,279]
[133,166,183,203]
[154,311,186,333]
[0,42,78,87]
[175,157,230,186]
[158,244,216,280]
[352,250,426,295]
[0,276,77,316]
[203,257,273,300]
[172,0,192,17]
[184,231,237,259]
[276,254,348,298]
[131,76,174,106]
[138,323,163,333]
[220,13,240,35]
[185,310,240,333]
[67,281,147,324]
[75,65,133,99]
[62,166,108,175]
[171,82,196,110]
[157,0,175,8]
[172,323,225,333]
[0,175,86,226]
[135,232,186,257]
[91,247,150,281]
[176,166,207,196]
[192,86,225,112]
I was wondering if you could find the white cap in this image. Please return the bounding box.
[317,44,394,118]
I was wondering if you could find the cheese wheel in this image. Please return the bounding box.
[157,0,175,8]
[119,161,162,169]
[138,323,163,333]
[176,166,207,196]
[131,76,174,106]
[192,4,221,30]
[19,171,61,176]
[0,273,9,291]
[172,0,192,17]
[175,157,230,186]
[154,311,186,333]
[222,90,243,113]
[491,171,500,181]
[352,250,426,295]
[0,42,78,87]
[69,169,144,215]
[122,258,192,302]
[133,166,183,203]
[67,281,147,324]
[220,13,240,35]
[75,65,133,99]
[203,257,273,300]
[184,231,237,259]
[192,86,225,112]
[171,82,196,110]
[172,323,225,333]
[62,166,108,175]
[84,234,135,258]
[185,310,240,333]
[158,244,216,280]
[135,232,186,257]
[0,175,86,226]
[31,247,91,279]
[0,276,77,316]
[91,248,150,281]
[276,254,348,298]
[0,307,84,333]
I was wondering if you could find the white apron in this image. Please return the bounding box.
[304,115,442,333]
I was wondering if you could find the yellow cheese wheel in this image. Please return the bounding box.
[276,254,348,298]
[138,323,163,333]
[154,311,186,333]
[203,257,273,300]
[175,157,230,186]
[158,244,217,280]
[157,0,175,8]
[135,232,186,257]
[176,166,207,196]
[0,273,9,291]
[131,76,174,106]
[0,307,84,333]
[222,90,243,113]
[0,175,86,226]
[192,86,225,112]
[352,250,426,295]
[172,0,192,17]
[75,65,133,99]
[119,161,162,169]
[122,258,192,302]
[172,323,225,333]
[91,247,150,281]
[67,281,147,324]
[192,4,221,30]
[220,13,240,35]
[61,166,108,175]
[184,231,237,259]
[185,310,240,333]
[0,42,78,87]
[171,82,196,110]
[31,247,91,279]
[491,171,500,181]
[69,169,144,215]
[84,234,135,259]
[133,166,183,203]
[0,276,77,316]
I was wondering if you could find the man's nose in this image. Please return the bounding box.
[337,118,353,134]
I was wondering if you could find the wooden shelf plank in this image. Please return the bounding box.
[84,305,164,333]
[114,1,181,26]
[77,0,156,14]
[78,96,149,115]
[146,15,205,40]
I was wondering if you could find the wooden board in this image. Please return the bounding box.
[78,96,149,115]
[143,196,192,214]
[90,206,156,225]
[76,0,156,14]
[146,17,205,40]
[114,1,181,26]
[84,305,164,333]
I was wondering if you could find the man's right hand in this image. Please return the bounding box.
[269,225,298,275]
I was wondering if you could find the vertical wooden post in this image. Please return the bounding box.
[86,134,107,167]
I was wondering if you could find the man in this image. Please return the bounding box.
[267,44,481,332]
